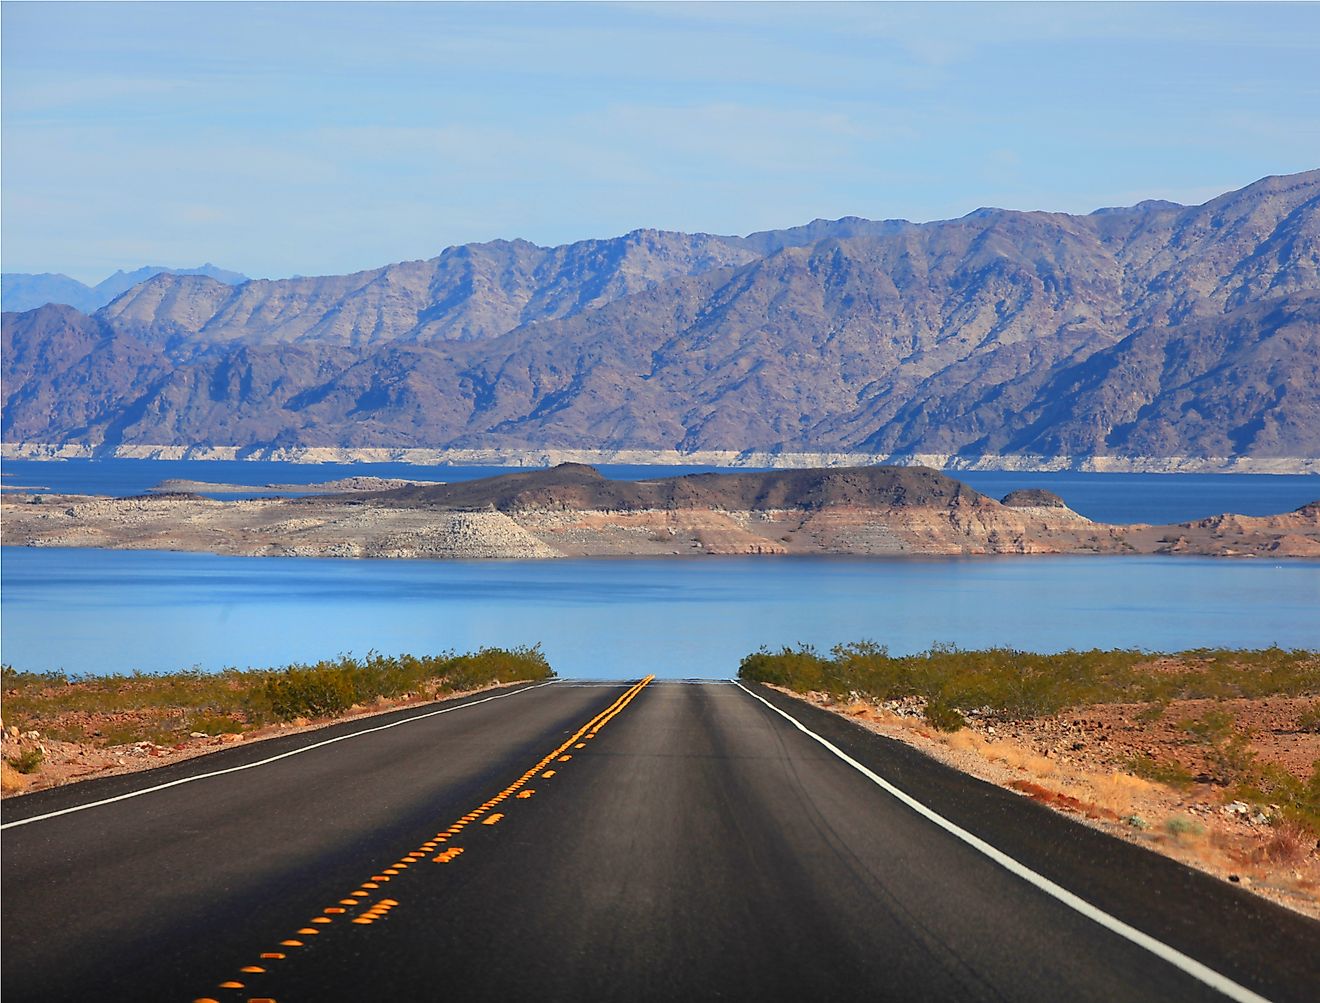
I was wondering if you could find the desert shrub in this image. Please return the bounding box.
[1297,702,1320,734]
[1128,754,1194,789]
[263,664,357,720]
[1164,816,1205,839]
[5,648,556,734]
[186,712,244,735]
[1233,760,1320,835]
[1260,820,1313,865]
[923,699,966,732]
[6,747,44,774]
[1179,708,1257,785]
[739,646,830,693]
[444,646,554,690]
[1135,701,1168,723]
[737,644,1318,725]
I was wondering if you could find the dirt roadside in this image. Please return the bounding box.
[792,687,1320,921]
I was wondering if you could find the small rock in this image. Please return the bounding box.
[189,732,209,739]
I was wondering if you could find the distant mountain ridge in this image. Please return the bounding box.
[1,264,245,314]
[3,170,1318,469]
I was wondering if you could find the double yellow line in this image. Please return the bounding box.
[426,673,655,859]
[198,675,656,1002]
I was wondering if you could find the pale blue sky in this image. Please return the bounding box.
[3,1,1318,283]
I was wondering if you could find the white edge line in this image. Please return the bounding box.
[731,680,1273,1003]
[1,679,560,830]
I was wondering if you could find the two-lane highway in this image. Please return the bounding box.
[3,679,1317,1002]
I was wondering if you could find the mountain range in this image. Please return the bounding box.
[3,170,1318,469]
[1,264,246,315]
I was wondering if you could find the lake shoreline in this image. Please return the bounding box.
[6,441,1319,475]
[4,460,1317,560]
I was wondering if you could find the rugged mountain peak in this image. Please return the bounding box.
[3,171,1318,467]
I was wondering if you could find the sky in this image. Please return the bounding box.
[3,1,1319,284]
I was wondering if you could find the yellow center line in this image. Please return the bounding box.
[205,676,654,996]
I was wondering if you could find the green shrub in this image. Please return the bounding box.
[6,747,43,774]
[1232,760,1320,834]
[3,647,556,733]
[736,644,1318,725]
[444,645,554,690]
[1135,701,1168,723]
[1128,754,1194,789]
[1178,708,1257,785]
[1164,816,1205,839]
[264,665,356,720]
[739,646,830,693]
[923,700,966,732]
[1297,702,1320,734]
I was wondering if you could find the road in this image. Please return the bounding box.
[2,678,1317,1002]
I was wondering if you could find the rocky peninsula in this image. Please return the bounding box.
[3,464,1318,560]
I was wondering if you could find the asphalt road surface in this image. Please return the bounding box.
[3,678,1317,1002]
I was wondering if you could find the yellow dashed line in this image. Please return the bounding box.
[204,676,654,997]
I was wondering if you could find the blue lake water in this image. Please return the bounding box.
[2,457,1317,525]
[2,548,1316,678]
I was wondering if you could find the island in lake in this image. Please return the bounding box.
[4,464,1317,560]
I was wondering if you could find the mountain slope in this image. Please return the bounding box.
[3,170,1318,467]
[1,265,246,314]
[97,230,763,351]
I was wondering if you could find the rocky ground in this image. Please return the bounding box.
[801,689,1320,920]
[2,494,559,559]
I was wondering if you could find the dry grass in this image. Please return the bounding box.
[1,762,27,793]
[1259,822,1313,866]
[946,731,1056,778]
[1091,772,1154,815]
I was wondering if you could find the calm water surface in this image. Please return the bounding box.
[2,548,1316,678]
[2,458,1316,524]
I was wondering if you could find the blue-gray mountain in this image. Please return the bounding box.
[1,264,246,315]
[3,171,1317,463]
